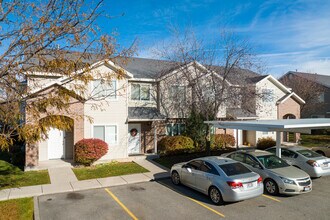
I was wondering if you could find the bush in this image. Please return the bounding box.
[256,137,276,150]
[211,134,236,150]
[158,136,194,156]
[74,138,108,166]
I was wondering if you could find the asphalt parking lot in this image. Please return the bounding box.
[37,176,330,220]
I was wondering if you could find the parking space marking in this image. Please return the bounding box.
[157,182,225,218]
[262,194,281,202]
[187,197,226,218]
[105,188,139,220]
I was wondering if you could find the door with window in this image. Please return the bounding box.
[181,160,201,188]
[195,161,219,193]
[128,124,141,155]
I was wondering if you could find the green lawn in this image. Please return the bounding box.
[300,134,330,148]
[72,162,149,180]
[0,197,33,220]
[0,160,50,190]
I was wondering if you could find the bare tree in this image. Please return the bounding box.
[155,28,264,153]
[0,0,135,149]
[279,73,325,118]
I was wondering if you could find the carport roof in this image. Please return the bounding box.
[205,118,330,134]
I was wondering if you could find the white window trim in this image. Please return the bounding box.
[91,124,119,146]
[91,79,119,101]
[130,83,152,102]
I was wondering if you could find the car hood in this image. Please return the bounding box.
[270,166,309,179]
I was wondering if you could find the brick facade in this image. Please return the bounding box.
[25,86,84,167]
[277,97,301,142]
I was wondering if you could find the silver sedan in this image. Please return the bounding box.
[224,150,312,196]
[266,146,330,178]
[170,156,263,205]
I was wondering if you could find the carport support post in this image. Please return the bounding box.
[154,125,157,154]
[276,131,281,158]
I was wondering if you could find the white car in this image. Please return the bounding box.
[170,156,263,205]
[266,146,330,178]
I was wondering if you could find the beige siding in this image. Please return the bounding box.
[83,65,129,160]
[255,78,287,119]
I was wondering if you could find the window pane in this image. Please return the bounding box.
[131,84,140,100]
[166,124,173,136]
[140,85,150,100]
[93,126,105,141]
[219,163,251,176]
[105,125,117,145]
[172,124,179,136]
[93,80,116,99]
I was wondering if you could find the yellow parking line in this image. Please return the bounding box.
[159,183,225,218]
[187,197,225,218]
[105,188,139,220]
[262,194,281,202]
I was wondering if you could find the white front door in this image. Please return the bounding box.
[48,128,65,159]
[128,124,141,155]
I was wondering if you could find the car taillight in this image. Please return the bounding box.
[306,160,320,167]
[227,181,243,189]
[257,176,263,183]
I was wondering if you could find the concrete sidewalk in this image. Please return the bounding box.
[0,158,169,201]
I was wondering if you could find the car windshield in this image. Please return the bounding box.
[297,150,322,158]
[256,155,290,169]
[219,163,251,176]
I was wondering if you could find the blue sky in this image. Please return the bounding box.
[98,0,330,77]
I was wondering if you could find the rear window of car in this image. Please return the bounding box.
[219,163,251,176]
[297,150,322,158]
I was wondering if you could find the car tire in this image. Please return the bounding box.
[209,186,224,205]
[264,179,279,195]
[171,171,181,185]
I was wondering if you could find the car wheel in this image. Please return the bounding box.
[171,171,181,185]
[264,179,279,195]
[209,186,224,205]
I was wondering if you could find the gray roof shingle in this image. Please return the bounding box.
[288,71,330,88]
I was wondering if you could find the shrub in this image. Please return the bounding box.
[256,137,276,150]
[211,134,236,150]
[157,136,194,156]
[74,138,108,166]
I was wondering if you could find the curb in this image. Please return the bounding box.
[33,196,40,220]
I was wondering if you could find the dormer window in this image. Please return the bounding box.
[131,83,151,101]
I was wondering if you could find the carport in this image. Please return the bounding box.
[205,118,330,158]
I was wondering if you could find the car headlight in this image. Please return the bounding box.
[280,177,295,185]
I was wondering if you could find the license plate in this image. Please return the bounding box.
[304,186,311,191]
[247,183,253,188]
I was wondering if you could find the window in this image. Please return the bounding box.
[166,123,186,136]
[170,85,186,102]
[262,131,268,135]
[318,92,325,102]
[93,79,116,99]
[256,155,290,169]
[131,83,151,101]
[282,149,298,158]
[262,88,274,102]
[186,160,202,170]
[297,150,322,158]
[93,125,117,145]
[232,153,245,163]
[245,155,261,168]
[219,163,251,176]
[199,161,220,175]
